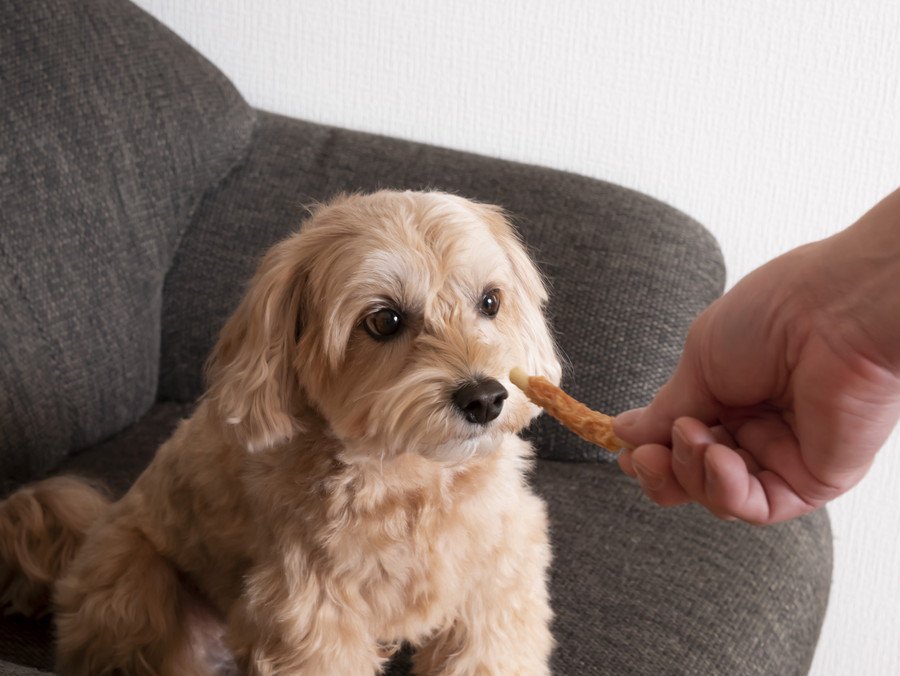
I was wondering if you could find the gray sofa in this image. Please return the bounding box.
[0,0,831,673]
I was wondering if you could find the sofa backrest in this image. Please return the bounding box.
[156,114,725,462]
[0,0,256,489]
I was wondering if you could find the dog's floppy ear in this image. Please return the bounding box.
[206,235,306,452]
[479,204,562,385]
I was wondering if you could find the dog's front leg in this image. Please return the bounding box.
[413,500,554,676]
[413,581,553,676]
[228,559,385,675]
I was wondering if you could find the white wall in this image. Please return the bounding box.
[133,1,900,673]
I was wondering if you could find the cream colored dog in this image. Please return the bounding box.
[0,191,561,675]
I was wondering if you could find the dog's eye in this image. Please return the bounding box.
[364,308,403,340]
[479,289,500,318]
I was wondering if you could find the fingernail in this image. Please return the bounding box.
[633,459,664,491]
[617,448,633,473]
[672,424,690,466]
[704,453,719,488]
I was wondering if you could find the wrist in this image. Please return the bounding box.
[814,188,900,373]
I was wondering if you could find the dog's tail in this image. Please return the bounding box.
[0,476,111,617]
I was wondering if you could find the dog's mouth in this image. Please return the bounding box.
[331,371,538,461]
[419,430,505,463]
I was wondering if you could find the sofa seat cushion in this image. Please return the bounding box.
[0,0,256,490]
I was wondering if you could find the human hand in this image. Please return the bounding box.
[614,190,900,525]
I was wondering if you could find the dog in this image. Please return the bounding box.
[0,190,562,675]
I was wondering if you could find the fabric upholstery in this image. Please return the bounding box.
[160,112,725,462]
[0,404,831,675]
[0,660,49,676]
[537,462,830,675]
[0,0,256,490]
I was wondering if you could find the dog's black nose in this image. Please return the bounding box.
[453,378,508,425]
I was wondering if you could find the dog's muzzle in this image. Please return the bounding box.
[452,378,508,425]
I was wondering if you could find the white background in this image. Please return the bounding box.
[133,1,900,673]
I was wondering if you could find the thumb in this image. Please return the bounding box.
[614,353,721,446]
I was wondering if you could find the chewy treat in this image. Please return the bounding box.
[510,368,633,453]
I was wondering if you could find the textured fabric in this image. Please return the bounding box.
[160,112,725,462]
[0,406,830,675]
[53,402,194,498]
[0,660,50,675]
[0,613,54,674]
[0,0,256,490]
[535,461,830,675]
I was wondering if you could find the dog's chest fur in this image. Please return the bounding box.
[245,431,538,641]
[135,408,545,648]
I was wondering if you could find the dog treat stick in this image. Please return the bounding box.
[510,368,633,453]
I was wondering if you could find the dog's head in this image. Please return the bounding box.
[207,191,561,461]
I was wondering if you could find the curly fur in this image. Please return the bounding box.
[0,191,561,675]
